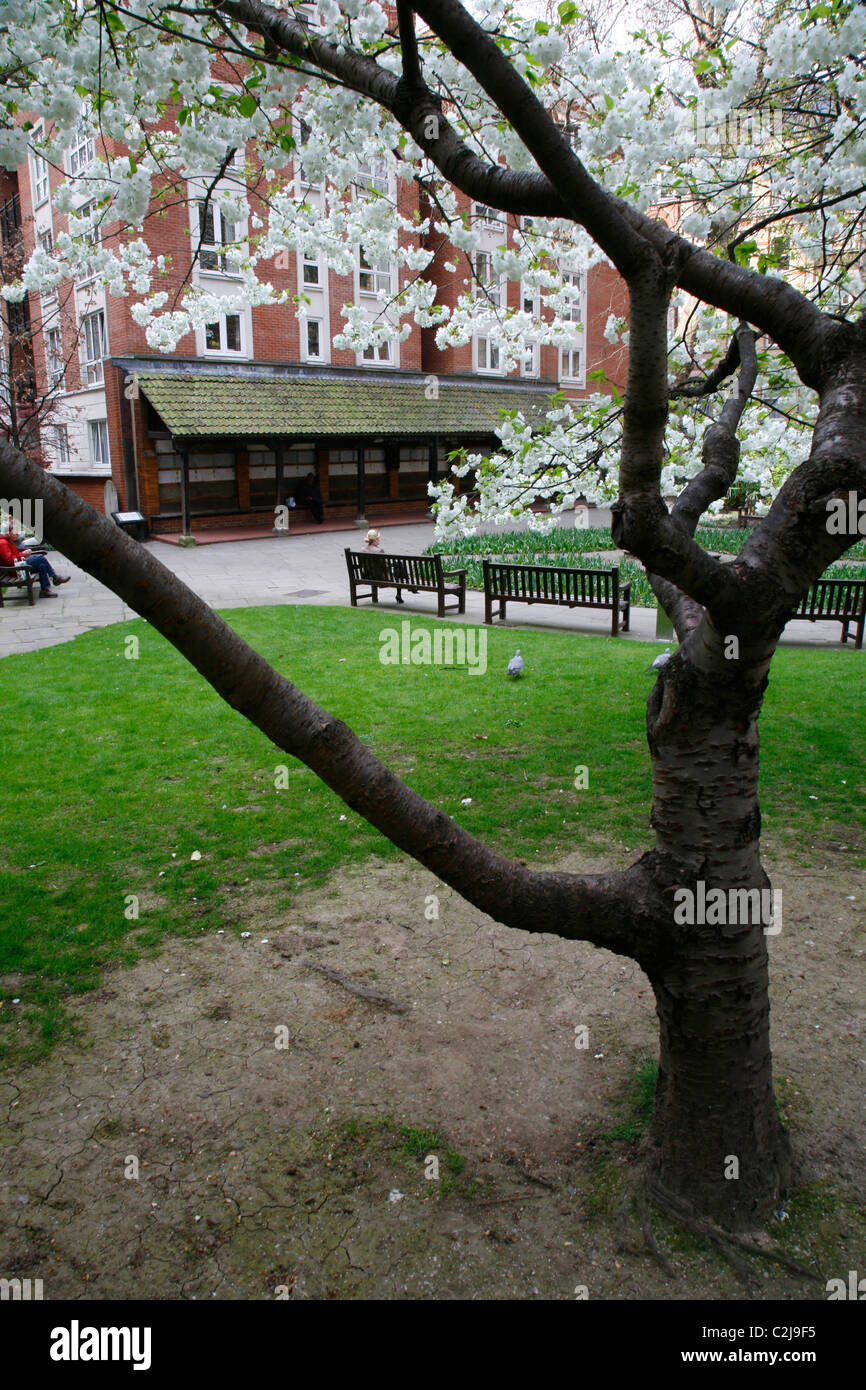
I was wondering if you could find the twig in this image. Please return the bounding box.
[302,960,410,1014]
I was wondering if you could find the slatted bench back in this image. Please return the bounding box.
[485,561,617,608]
[349,552,441,588]
[797,578,865,619]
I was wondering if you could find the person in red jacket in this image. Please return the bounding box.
[0,527,70,596]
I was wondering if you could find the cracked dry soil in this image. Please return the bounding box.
[0,850,864,1300]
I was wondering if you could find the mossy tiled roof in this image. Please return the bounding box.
[136,373,554,441]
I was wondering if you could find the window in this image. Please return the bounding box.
[474,203,503,230]
[296,120,318,188]
[31,147,50,206]
[560,347,582,381]
[302,252,320,286]
[49,424,70,465]
[522,343,539,378]
[359,249,391,298]
[305,318,323,359]
[89,419,110,468]
[204,313,242,354]
[46,327,63,388]
[362,340,392,364]
[474,251,502,307]
[81,310,106,386]
[476,337,500,372]
[292,4,318,28]
[38,229,53,256]
[561,271,583,323]
[356,157,390,197]
[71,201,100,280]
[68,124,95,178]
[198,201,239,273]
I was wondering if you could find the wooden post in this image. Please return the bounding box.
[427,438,439,514]
[274,442,285,506]
[178,445,191,539]
[356,441,367,524]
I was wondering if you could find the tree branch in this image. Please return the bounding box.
[673,323,758,536]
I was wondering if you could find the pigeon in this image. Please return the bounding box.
[507,649,524,678]
[648,646,672,672]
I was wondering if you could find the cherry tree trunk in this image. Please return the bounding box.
[638,635,792,1228]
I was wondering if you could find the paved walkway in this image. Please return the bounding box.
[0,520,861,658]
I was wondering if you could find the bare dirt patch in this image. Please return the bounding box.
[0,849,863,1300]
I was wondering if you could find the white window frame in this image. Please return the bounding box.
[521,282,540,378]
[522,342,539,378]
[197,199,241,276]
[89,418,110,469]
[203,311,245,357]
[31,134,50,207]
[68,123,95,178]
[304,317,324,361]
[295,119,320,191]
[49,424,70,466]
[37,229,57,303]
[356,155,391,199]
[475,336,501,374]
[301,251,320,287]
[362,338,393,365]
[46,326,63,389]
[558,271,585,384]
[560,347,583,383]
[358,248,392,299]
[474,202,504,231]
[561,271,584,325]
[474,250,503,309]
[80,309,107,387]
[71,201,100,283]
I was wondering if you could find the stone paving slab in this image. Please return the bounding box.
[0,521,862,660]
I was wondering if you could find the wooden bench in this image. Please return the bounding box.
[737,499,759,527]
[795,577,865,648]
[483,559,631,635]
[0,563,38,606]
[345,549,466,619]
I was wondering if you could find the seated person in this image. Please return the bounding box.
[292,471,324,524]
[0,526,70,597]
[363,528,403,603]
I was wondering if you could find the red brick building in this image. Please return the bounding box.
[1,102,628,535]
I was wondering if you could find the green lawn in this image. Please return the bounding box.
[1,604,863,1059]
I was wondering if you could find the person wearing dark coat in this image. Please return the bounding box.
[293,471,324,523]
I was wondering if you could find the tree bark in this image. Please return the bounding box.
[640,627,790,1226]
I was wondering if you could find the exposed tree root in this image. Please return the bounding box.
[644,1179,823,1284]
[609,1170,823,1289]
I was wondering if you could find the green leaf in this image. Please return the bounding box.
[734,239,759,267]
[237,93,258,119]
